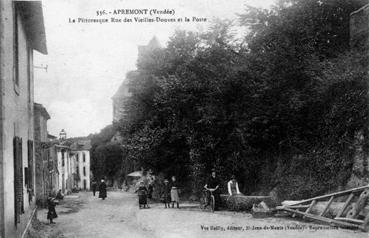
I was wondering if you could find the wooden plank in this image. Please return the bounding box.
[286,185,369,206]
[320,196,334,216]
[347,190,369,219]
[334,217,364,224]
[336,193,355,218]
[361,212,369,232]
[282,207,362,229]
[305,200,316,214]
[288,205,310,209]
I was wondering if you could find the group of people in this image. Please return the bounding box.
[204,169,242,211]
[91,179,107,200]
[46,172,242,224]
[136,175,180,209]
[161,176,180,208]
[137,170,242,211]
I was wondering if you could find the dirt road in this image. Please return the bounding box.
[36,191,368,238]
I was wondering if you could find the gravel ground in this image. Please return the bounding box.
[33,191,369,238]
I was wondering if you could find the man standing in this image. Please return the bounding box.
[204,169,221,211]
[91,180,97,196]
[99,179,107,200]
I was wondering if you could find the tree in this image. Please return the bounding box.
[116,0,368,199]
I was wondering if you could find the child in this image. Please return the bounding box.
[162,179,171,208]
[47,196,58,224]
[136,182,149,209]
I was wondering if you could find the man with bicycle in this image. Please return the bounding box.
[204,169,221,211]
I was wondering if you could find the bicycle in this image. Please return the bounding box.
[200,188,216,212]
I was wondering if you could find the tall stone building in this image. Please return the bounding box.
[112,81,131,124]
[0,1,47,237]
[111,36,161,124]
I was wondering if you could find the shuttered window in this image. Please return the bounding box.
[27,140,34,203]
[13,137,24,226]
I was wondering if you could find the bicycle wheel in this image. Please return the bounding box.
[210,195,215,212]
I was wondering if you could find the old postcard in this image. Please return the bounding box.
[0,0,368,237]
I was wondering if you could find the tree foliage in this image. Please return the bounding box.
[90,125,124,181]
[116,0,368,199]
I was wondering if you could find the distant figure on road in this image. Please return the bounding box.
[99,179,107,200]
[92,181,97,196]
[162,179,171,208]
[56,189,64,200]
[227,175,241,196]
[170,176,180,208]
[136,181,149,209]
[147,182,153,199]
[47,195,58,224]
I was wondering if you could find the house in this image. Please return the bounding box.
[55,144,73,194]
[0,1,47,237]
[70,140,92,190]
[47,132,92,194]
[54,130,73,194]
[33,103,51,207]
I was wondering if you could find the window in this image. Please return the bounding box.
[26,140,33,203]
[83,153,86,162]
[13,136,24,226]
[27,141,33,189]
[83,167,86,176]
[76,166,79,176]
[62,150,65,167]
[27,48,32,102]
[76,154,79,162]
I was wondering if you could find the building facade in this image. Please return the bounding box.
[34,103,50,207]
[55,145,73,194]
[70,141,91,190]
[111,36,161,124]
[0,1,47,237]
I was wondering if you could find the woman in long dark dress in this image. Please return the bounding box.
[99,179,107,200]
[136,182,149,209]
[162,179,171,208]
[47,196,58,224]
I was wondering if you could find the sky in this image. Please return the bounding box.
[34,0,276,138]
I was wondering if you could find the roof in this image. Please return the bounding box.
[147,36,161,49]
[138,36,161,52]
[34,103,50,120]
[15,1,47,54]
[70,140,92,151]
[48,134,57,140]
[112,81,131,99]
